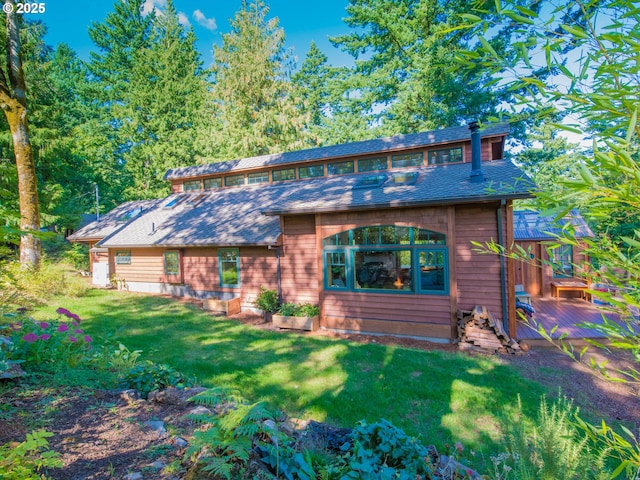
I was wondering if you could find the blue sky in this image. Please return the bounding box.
[40,0,354,68]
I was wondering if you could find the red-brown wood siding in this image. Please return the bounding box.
[454,204,505,318]
[315,207,453,339]
[280,216,319,304]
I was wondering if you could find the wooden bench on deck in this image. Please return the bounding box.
[551,280,590,301]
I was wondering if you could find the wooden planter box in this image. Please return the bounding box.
[272,314,319,331]
[203,297,241,316]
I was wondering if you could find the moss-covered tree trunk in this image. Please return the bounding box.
[0,1,40,268]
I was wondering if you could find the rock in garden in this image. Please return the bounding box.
[144,420,167,435]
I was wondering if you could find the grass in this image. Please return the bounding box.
[31,288,550,457]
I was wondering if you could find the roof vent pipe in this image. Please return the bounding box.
[469,121,484,183]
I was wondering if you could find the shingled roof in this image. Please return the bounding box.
[68,199,162,242]
[513,209,594,241]
[97,160,533,248]
[164,123,510,181]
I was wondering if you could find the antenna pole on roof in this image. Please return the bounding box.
[95,183,100,221]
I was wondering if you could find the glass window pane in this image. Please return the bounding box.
[116,251,131,264]
[326,252,347,289]
[272,168,296,182]
[419,250,446,291]
[428,147,463,165]
[354,249,412,291]
[324,231,350,246]
[327,161,354,175]
[391,153,423,168]
[415,229,446,245]
[225,174,245,187]
[164,251,179,275]
[219,248,240,286]
[247,172,269,184]
[299,165,324,179]
[183,180,201,191]
[204,178,222,189]
[552,245,573,278]
[358,157,388,172]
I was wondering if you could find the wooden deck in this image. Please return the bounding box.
[516,296,635,345]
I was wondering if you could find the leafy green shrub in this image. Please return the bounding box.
[342,419,432,479]
[0,429,62,479]
[119,360,192,398]
[255,286,279,313]
[277,302,320,317]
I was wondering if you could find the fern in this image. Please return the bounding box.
[185,390,278,479]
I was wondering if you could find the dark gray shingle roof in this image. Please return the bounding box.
[164,123,510,181]
[98,160,532,248]
[514,209,594,241]
[68,200,162,242]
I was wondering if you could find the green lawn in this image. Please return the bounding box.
[32,289,548,455]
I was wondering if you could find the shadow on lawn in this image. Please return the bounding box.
[41,290,546,454]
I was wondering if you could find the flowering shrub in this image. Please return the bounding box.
[5,308,93,371]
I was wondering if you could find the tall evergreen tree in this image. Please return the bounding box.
[292,42,372,145]
[330,0,529,135]
[88,0,209,199]
[207,0,308,159]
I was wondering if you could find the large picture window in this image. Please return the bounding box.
[323,226,447,294]
[219,248,240,287]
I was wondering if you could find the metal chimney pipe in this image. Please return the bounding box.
[469,121,484,183]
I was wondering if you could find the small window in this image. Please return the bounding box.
[183,180,201,191]
[358,157,388,172]
[326,252,347,289]
[164,195,187,209]
[272,168,296,182]
[225,174,245,187]
[418,249,447,292]
[115,251,131,265]
[391,153,423,168]
[299,165,324,179]
[119,207,142,222]
[164,251,180,275]
[204,178,222,189]
[247,172,269,184]
[390,171,418,185]
[552,245,573,278]
[353,174,386,189]
[327,161,354,176]
[219,248,240,287]
[428,147,463,165]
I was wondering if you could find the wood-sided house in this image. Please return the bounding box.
[513,209,594,298]
[69,123,534,341]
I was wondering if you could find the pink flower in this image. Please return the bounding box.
[55,308,81,323]
[39,334,51,341]
[68,336,77,343]
[39,322,50,329]
[74,329,84,334]
[57,324,69,333]
[22,332,38,343]
[71,321,80,327]
[84,335,92,343]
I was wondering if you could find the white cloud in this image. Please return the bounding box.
[177,12,190,27]
[193,9,217,31]
[141,0,166,16]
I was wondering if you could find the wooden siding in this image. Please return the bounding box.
[113,248,171,283]
[454,204,505,318]
[316,207,453,339]
[281,215,319,304]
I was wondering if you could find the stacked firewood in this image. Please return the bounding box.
[456,305,524,355]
